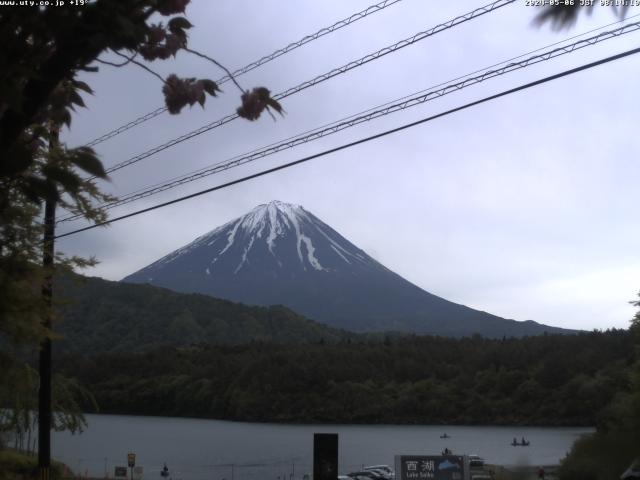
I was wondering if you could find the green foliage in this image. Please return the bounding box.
[0,0,283,369]
[0,450,65,480]
[0,191,48,351]
[557,430,639,480]
[0,3,281,472]
[0,364,39,454]
[0,362,97,454]
[557,292,640,480]
[53,274,353,353]
[56,329,634,426]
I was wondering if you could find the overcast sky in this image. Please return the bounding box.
[58,0,640,331]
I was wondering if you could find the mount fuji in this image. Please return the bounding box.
[122,201,569,337]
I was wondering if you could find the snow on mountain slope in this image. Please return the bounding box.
[123,201,571,337]
[132,200,383,280]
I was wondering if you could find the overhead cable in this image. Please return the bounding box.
[55,45,640,239]
[98,0,515,176]
[57,20,640,223]
[81,0,405,148]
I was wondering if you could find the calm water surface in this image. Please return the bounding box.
[52,414,592,480]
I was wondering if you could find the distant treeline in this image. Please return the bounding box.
[56,329,635,426]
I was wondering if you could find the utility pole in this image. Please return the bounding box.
[38,130,58,480]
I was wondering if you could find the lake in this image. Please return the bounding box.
[52,414,592,480]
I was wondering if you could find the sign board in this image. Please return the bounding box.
[128,453,136,468]
[395,455,466,480]
[115,466,128,478]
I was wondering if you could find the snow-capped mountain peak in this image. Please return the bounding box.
[234,201,312,260]
[131,201,377,280]
[123,201,569,337]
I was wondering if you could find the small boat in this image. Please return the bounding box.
[510,440,530,446]
[440,433,450,439]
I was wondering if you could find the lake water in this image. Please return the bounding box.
[52,414,592,480]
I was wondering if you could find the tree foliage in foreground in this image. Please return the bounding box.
[0,0,283,352]
[557,294,640,480]
[535,2,632,29]
[0,0,282,442]
[0,449,65,480]
[57,329,634,426]
[0,363,97,454]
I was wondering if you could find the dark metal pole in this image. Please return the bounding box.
[38,131,58,480]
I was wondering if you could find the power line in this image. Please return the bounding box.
[99,0,515,176]
[81,0,405,148]
[57,19,640,223]
[210,0,404,86]
[82,11,638,178]
[100,14,640,192]
[83,107,167,148]
[55,46,640,240]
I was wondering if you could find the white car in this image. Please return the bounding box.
[364,466,394,477]
[364,469,393,479]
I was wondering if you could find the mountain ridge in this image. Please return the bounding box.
[54,273,354,354]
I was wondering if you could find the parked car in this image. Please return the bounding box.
[621,459,640,479]
[349,471,386,480]
[468,455,485,468]
[364,466,394,477]
[363,468,393,479]
[348,474,379,480]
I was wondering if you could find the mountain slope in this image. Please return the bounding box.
[123,201,571,337]
[54,274,353,354]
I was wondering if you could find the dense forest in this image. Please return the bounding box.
[53,274,354,353]
[56,329,634,426]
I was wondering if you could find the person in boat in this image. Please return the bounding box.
[512,437,518,445]
[161,463,170,478]
[521,436,526,445]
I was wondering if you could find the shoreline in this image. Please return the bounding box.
[74,411,597,429]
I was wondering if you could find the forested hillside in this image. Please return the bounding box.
[57,330,633,426]
[53,275,353,353]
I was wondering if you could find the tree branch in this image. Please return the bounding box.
[182,46,246,94]
[94,51,139,68]
[113,51,166,84]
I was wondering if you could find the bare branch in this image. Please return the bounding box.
[94,51,139,68]
[113,51,166,84]
[182,46,246,94]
